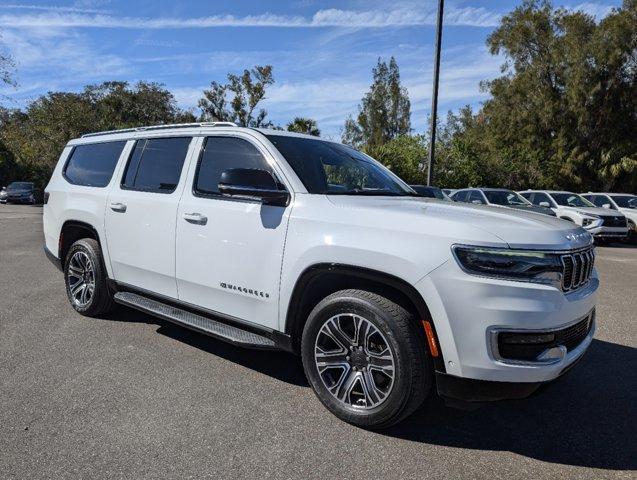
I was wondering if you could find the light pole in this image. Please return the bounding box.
[427,0,444,186]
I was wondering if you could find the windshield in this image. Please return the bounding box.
[611,195,637,209]
[484,190,530,206]
[266,135,414,196]
[550,193,594,207]
[7,182,33,191]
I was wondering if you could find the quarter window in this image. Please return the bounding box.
[194,137,275,196]
[122,137,192,193]
[64,141,127,187]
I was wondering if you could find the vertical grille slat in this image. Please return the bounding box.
[560,247,594,292]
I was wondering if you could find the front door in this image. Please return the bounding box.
[175,134,292,329]
[105,136,195,299]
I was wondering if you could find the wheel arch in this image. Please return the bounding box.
[59,220,102,265]
[284,263,445,372]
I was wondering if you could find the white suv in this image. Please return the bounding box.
[44,123,597,428]
[581,192,637,237]
[519,190,629,241]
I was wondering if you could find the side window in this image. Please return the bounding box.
[195,136,276,196]
[469,190,485,204]
[64,141,127,187]
[453,190,467,202]
[531,192,551,206]
[520,192,533,202]
[122,137,192,193]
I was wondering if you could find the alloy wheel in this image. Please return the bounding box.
[314,314,395,409]
[66,251,95,308]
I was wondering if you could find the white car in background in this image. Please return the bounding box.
[519,190,629,241]
[581,193,637,237]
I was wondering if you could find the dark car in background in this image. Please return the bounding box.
[2,182,39,205]
[410,185,451,200]
[451,188,556,216]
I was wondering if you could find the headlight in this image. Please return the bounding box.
[452,245,562,288]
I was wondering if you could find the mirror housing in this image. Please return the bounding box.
[218,168,290,207]
[539,201,551,208]
[602,203,611,209]
[471,199,483,205]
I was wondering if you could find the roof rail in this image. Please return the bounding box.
[81,121,238,138]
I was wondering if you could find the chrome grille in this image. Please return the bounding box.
[561,247,595,291]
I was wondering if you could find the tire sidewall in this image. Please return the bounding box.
[63,239,108,316]
[302,294,420,427]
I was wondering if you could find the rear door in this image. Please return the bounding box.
[175,134,293,329]
[105,136,195,299]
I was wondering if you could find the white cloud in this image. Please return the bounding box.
[0,5,502,30]
[567,2,616,19]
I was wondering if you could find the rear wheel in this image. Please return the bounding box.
[301,289,432,429]
[64,238,114,317]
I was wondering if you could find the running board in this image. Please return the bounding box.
[113,292,278,350]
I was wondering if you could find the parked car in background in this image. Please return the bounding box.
[409,185,451,200]
[0,186,7,204]
[581,192,637,238]
[451,188,556,216]
[442,188,456,197]
[43,122,598,429]
[3,182,39,205]
[519,190,629,241]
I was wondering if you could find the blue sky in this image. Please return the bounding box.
[0,0,622,139]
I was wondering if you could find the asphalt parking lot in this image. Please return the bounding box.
[0,204,635,480]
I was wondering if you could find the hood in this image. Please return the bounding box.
[498,204,556,216]
[327,196,593,250]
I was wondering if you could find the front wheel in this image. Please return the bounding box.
[301,289,432,429]
[64,238,115,317]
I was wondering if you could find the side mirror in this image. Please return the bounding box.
[471,199,483,205]
[539,201,550,208]
[602,203,611,209]
[218,168,290,207]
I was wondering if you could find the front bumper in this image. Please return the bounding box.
[416,256,598,385]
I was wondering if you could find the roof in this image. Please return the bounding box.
[584,192,635,196]
[70,122,338,146]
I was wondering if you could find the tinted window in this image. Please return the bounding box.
[195,137,274,195]
[122,137,191,193]
[529,192,552,206]
[64,141,126,187]
[453,190,468,202]
[7,182,34,191]
[266,135,411,196]
[484,190,529,206]
[550,193,593,207]
[611,195,637,209]
[468,190,485,204]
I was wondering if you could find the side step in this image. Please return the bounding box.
[113,292,277,350]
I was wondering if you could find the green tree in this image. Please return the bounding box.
[473,0,637,191]
[199,65,274,127]
[85,81,195,130]
[286,117,320,136]
[0,81,195,188]
[363,135,427,184]
[343,57,411,148]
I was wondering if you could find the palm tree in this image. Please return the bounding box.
[286,117,320,136]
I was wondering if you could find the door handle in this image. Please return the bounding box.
[109,202,127,213]
[183,212,208,225]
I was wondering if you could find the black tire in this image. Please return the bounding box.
[64,238,115,317]
[301,289,432,429]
